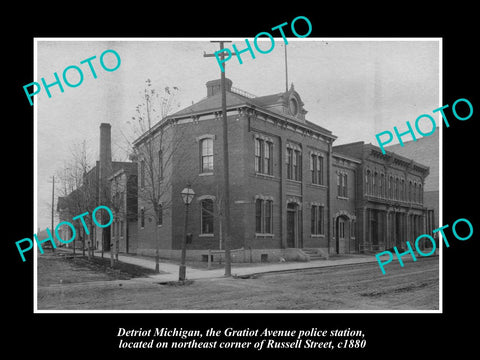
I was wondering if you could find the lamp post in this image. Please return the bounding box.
[180,185,195,281]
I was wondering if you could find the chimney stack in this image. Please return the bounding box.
[99,123,112,182]
[97,123,112,252]
[206,78,232,97]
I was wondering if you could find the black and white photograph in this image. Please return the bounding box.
[6,8,478,357]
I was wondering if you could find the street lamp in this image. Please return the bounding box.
[179,185,195,281]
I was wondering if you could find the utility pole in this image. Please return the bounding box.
[284,44,289,92]
[51,175,55,253]
[204,41,236,277]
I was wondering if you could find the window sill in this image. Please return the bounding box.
[308,183,327,188]
[366,195,423,205]
[286,179,302,184]
[337,196,349,200]
[310,234,325,238]
[255,172,275,179]
[199,172,213,177]
[255,233,274,238]
[199,233,214,237]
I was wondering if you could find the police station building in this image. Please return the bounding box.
[132,78,432,262]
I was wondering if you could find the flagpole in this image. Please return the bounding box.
[285,43,288,92]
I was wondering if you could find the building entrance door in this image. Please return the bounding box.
[287,209,295,248]
[126,224,129,254]
[286,202,301,248]
[371,212,379,250]
[336,217,346,254]
[395,213,402,247]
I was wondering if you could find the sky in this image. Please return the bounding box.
[35,38,440,229]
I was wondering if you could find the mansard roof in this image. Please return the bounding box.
[170,90,250,117]
[134,79,336,145]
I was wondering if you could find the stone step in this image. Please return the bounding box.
[302,248,325,261]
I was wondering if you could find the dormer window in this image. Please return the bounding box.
[289,97,298,116]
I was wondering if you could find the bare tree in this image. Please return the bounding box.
[56,141,98,258]
[125,79,192,273]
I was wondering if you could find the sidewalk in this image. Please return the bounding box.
[52,247,436,283]
[112,252,381,283]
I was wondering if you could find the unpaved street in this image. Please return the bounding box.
[37,253,439,310]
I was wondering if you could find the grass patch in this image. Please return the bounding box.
[157,280,194,286]
[84,256,160,278]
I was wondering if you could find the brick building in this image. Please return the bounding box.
[58,79,433,262]
[331,152,361,255]
[132,78,432,262]
[385,130,439,235]
[333,142,431,252]
[57,123,136,253]
[109,162,138,254]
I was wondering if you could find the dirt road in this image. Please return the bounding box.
[37,253,438,311]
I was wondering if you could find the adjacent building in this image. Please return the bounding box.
[109,162,138,254]
[57,123,136,253]
[333,142,431,252]
[385,130,439,235]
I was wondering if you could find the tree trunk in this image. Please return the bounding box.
[116,236,119,262]
[110,240,114,268]
[155,222,160,273]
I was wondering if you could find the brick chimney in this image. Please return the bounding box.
[97,123,112,251]
[206,78,232,97]
[99,123,112,182]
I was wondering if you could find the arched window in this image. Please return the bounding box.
[380,173,385,198]
[264,200,273,233]
[255,137,273,175]
[264,141,272,175]
[401,179,405,201]
[255,197,273,234]
[395,178,399,200]
[200,138,213,173]
[337,172,348,197]
[290,149,301,181]
[408,180,413,202]
[310,154,324,185]
[365,170,371,195]
[389,176,393,199]
[255,138,262,173]
[255,199,262,233]
[286,148,292,179]
[311,205,324,235]
[201,199,214,234]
